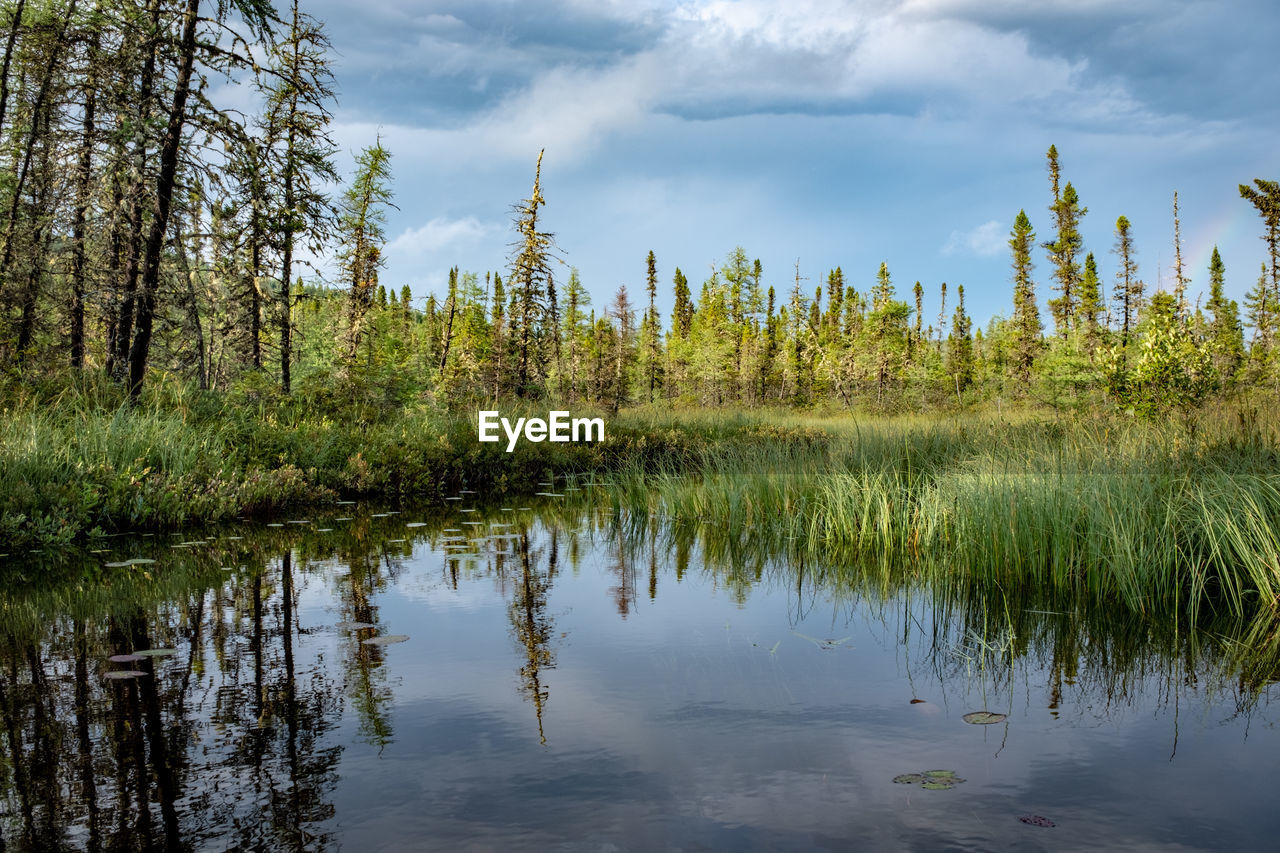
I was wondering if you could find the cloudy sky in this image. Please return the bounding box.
[300,0,1279,328]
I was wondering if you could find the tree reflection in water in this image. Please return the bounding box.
[1,503,1278,850]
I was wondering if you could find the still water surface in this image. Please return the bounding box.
[1,496,1278,851]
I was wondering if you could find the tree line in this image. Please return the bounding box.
[0,0,1275,416]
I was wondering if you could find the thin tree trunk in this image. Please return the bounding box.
[129,0,202,401]
[0,0,26,134]
[70,21,99,369]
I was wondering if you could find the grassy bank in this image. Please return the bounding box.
[5,373,1280,622]
[0,374,820,549]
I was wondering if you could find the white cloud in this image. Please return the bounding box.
[388,216,501,258]
[943,219,1004,257]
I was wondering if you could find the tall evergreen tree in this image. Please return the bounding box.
[1239,178,1279,315]
[1204,246,1243,382]
[1078,252,1104,351]
[338,139,393,365]
[946,284,974,393]
[507,149,560,397]
[1112,215,1142,355]
[1009,210,1042,383]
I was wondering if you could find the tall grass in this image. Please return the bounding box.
[601,407,1280,620]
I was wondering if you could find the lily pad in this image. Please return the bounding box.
[893,770,965,790]
[108,654,146,663]
[132,648,176,657]
[1019,815,1055,827]
[361,634,409,646]
[963,711,1008,725]
[104,670,148,680]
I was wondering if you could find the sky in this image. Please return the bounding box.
[295,0,1280,330]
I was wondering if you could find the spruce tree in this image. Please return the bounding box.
[1078,252,1104,351]
[945,284,974,393]
[338,139,393,365]
[1112,215,1142,354]
[1239,179,1279,314]
[1009,210,1042,383]
[1205,246,1243,382]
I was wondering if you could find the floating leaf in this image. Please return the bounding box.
[893,770,965,789]
[108,654,146,663]
[132,648,176,658]
[361,634,409,646]
[910,698,927,704]
[336,621,376,630]
[1019,815,1055,827]
[963,711,1007,725]
[104,670,147,680]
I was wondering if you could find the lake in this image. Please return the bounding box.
[2,490,1278,851]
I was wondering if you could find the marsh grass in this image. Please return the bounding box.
[602,407,1280,621]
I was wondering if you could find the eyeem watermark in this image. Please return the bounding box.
[478,411,605,452]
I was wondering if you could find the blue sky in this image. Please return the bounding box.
[299,0,1280,329]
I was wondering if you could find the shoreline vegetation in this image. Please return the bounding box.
[0,0,1276,628]
[3,373,1279,624]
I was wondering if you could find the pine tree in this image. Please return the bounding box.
[338,139,393,365]
[1112,215,1142,354]
[642,250,662,402]
[1204,246,1243,383]
[946,284,974,394]
[1239,179,1279,316]
[1044,155,1087,338]
[264,0,338,393]
[507,149,561,398]
[1009,210,1042,383]
[672,267,692,339]
[1078,252,1104,352]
